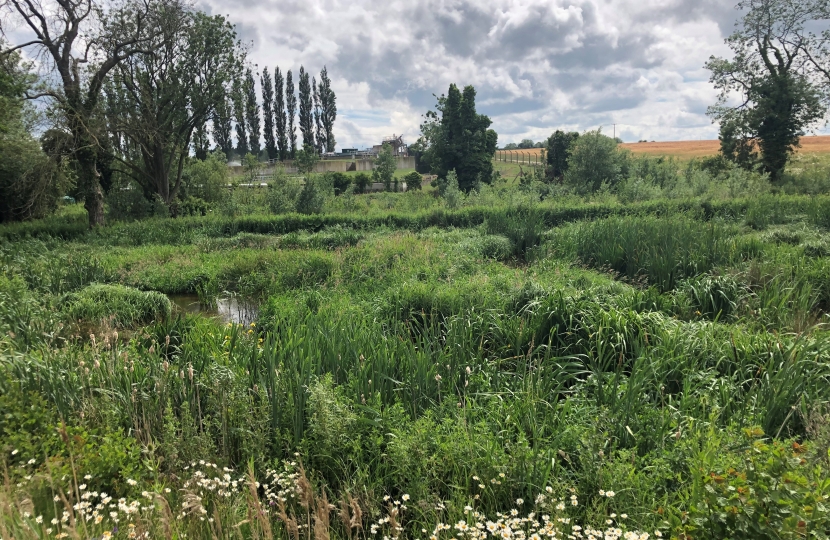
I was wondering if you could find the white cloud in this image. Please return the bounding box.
[194,0,824,146]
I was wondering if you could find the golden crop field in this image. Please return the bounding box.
[496,135,830,160]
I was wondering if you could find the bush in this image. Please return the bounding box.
[267,168,302,214]
[180,150,228,203]
[443,170,462,209]
[484,204,545,260]
[404,171,422,191]
[564,130,624,194]
[327,171,352,195]
[479,234,514,260]
[60,284,171,327]
[296,176,326,215]
[353,172,371,194]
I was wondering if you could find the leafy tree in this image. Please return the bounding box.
[373,142,397,191]
[296,176,325,214]
[193,121,210,161]
[404,171,422,191]
[353,172,371,193]
[706,0,828,183]
[274,68,288,160]
[233,79,248,158]
[106,8,243,211]
[180,150,227,203]
[419,84,498,192]
[518,139,535,149]
[312,76,324,154]
[244,69,261,157]
[546,130,580,181]
[286,69,298,158]
[0,46,70,222]
[261,68,276,160]
[298,66,315,150]
[564,130,623,194]
[267,167,301,214]
[242,153,261,184]
[295,144,319,174]
[503,143,519,150]
[318,66,337,153]
[3,0,169,226]
[443,169,462,208]
[212,94,234,159]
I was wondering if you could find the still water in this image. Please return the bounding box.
[168,295,258,326]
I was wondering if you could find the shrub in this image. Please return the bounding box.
[60,284,171,327]
[353,172,371,193]
[479,234,514,260]
[404,170,422,191]
[180,150,228,203]
[564,130,624,194]
[267,168,302,214]
[295,176,326,215]
[443,170,462,209]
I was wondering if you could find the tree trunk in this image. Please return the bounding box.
[84,182,105,227]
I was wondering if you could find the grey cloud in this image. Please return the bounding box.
[202,0,745,147]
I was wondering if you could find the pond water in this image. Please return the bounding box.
[168,294,259,326]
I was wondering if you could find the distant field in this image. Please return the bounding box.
[496,135,830,160]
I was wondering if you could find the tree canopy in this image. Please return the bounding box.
[418,84,498,192]
[706,0,829,182]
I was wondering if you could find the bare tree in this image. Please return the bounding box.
[1,0,163,227]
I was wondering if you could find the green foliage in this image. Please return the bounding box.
[443,170,462,208]
[404,171,422,191]
[295,176,326,215]
[420,84,498,192]
[295,144,319,174]
[684,429,830,539]
[565,130,624,194]
[372,142,397,190]
[546,130,579,181]
[267,167,302,214]
[181,150,228,203]
[60,284,171,327]
[484,204,544,260]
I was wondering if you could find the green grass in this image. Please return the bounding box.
[1,182,830,539]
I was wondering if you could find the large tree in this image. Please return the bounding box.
[318,66,337,153]
[261,67,276,160]
[286,69,297,158]
[106,8,243,210]
[213,94,234,159]
[298,66,315,150]
[244,68,260,156]
[312,75,323,154]
[233,78,247,157]
[2,0,164,226]
[274,67,288,160]
[419,84,497,192]
[706,0,828,182]
[545,130,579,182]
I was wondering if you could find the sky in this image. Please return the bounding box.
[199,0,749,149]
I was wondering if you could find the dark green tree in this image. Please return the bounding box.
[274,67,288,160]
[233,79,248,158]
[319,66,337,153]
[706,0,827,182]
[106,9,244,210]
[193,121,211,161]
[298,66,315,150]
[295,144,319,174]
[244,69,261,157]
[3,0,168,226]
[212,94,234,159]
[312,76,324,154]
[518,139,535,149]
[419,84,498,192]
[286,69,298,158]
[261,68,276,160]
[545,130,580,181]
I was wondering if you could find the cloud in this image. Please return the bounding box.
[199,0,759,146]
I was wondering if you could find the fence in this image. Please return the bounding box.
[494,150,545,167]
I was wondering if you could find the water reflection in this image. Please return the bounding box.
[168,294,258,325]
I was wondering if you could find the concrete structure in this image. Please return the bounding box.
[229,156,415,175]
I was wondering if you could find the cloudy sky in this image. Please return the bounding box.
[195,0,755,148]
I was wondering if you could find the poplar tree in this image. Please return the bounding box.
[244,68,261,156]
[274,67,288,160]
[286,69,298,158]
[319,66,337,153]
[261,68,276,160]
[213,94,234,159]
[233,79,247,158]
[312,76,324,154]
[298,66,315,150]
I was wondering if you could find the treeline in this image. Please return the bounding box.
[0,0,337,226]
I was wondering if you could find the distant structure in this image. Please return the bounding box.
[371,134,408,156]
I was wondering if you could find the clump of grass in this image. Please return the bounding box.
[60,284,171,327]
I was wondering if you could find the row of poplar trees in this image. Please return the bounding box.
[207,66,337,162]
